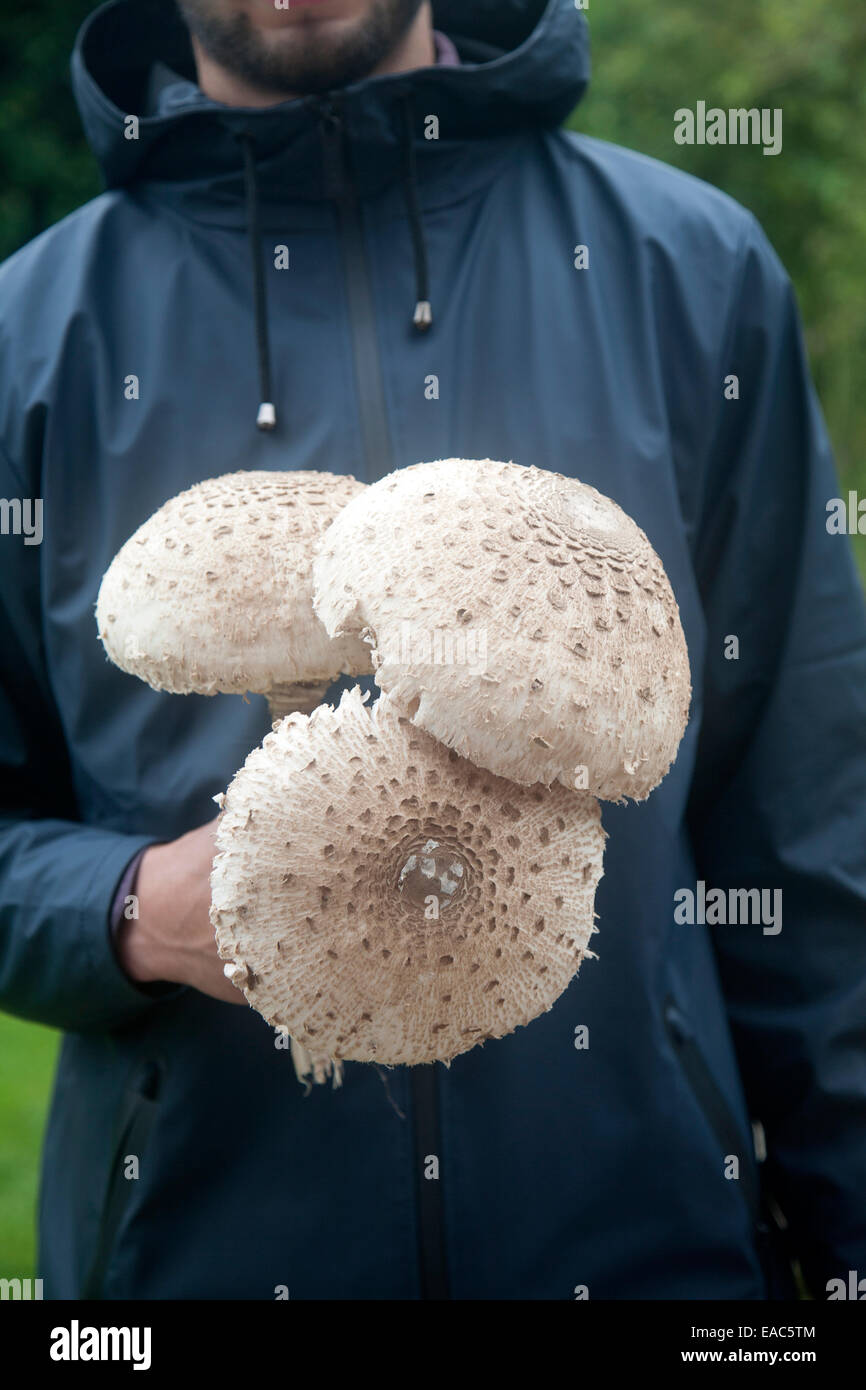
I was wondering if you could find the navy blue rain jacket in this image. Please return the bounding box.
[1,0,865,1300]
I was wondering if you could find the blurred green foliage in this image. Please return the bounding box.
[0,5,99,258]
[0,1014,58,1277]
[1,1,863,548]
[575,0,866,561]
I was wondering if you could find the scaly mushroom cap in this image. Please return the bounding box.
[313,459,691,800]
[211,687,605,1066]
[96,470,372,697]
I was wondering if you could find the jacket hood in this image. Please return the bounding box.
[71,0,590,199]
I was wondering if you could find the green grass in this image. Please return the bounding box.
[0,1013,59,1278]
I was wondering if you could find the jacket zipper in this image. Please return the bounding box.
[318,98,448,1298]
[319,99,394,485]
[410,1065,450,1299]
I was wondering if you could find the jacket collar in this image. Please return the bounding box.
[72,0,590,213]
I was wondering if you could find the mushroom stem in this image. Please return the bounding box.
[290,1038,344,1092]
[267,680,331,721]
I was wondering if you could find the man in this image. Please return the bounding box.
[0,0,864,1300]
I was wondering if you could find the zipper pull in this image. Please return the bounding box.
[664,999,692,1044]
[318,96,340,128]
[317,96,345,199]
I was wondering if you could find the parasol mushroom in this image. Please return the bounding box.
[210,687,605,1068]
[312,458,691,800]
[96,470,372,720]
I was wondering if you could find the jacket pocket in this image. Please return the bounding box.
[81,1058,164,1299]
[663,998,760,1223]
[664,998,797,1297]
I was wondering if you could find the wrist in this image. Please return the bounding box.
[116,841,175,984]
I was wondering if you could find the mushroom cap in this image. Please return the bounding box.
[211,686,605,1066]
[96,470,373,696]
[313,459,691,800]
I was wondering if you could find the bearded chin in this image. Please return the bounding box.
[177,0,427,97]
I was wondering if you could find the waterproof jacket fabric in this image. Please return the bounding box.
[1,0,865,1300]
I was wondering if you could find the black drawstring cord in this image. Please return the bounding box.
[238,131,277,430]
[400,97,433,331]
[235,106,431,434]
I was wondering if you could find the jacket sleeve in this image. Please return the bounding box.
[687,213,866,1295]
[0,438,164,1034]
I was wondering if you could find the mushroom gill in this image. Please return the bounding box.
[210,687,605,1067]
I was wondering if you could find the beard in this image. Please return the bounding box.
[176,0,428,96]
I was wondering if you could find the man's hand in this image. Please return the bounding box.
[116,819,245,1005]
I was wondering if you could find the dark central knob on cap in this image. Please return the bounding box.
[397,839,467,915]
